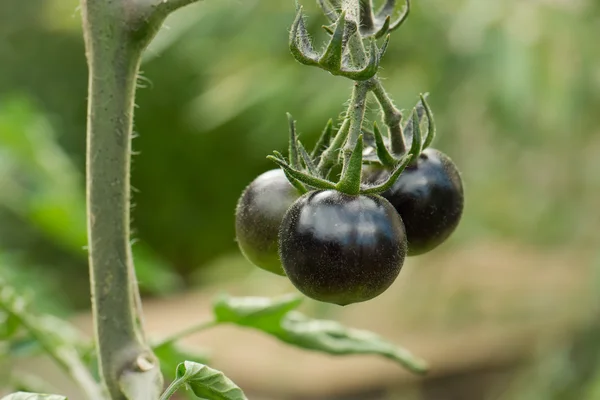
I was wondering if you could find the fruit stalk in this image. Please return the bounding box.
[371,79,406,154]
[342,80,371,172]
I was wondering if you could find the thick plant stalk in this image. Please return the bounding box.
[80,0,202,399]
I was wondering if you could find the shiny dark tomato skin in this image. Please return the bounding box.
[235,169,300,276]
[279,190,407,306]
[364,148,464,256]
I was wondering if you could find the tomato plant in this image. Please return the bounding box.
[0,0,461,398]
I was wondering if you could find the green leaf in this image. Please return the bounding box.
[289,7,320,66]
[212,294,427,374]
[361,154,412,195]
[419,93,436,149]
[213,294,303,332]
[407,108,422,162]
[267,155,337,191]
[1,393,66,400]
[372,122,396,168]
[319,12,345,71]
[297,142,318,176]
[277,312,427,373]
[163,361,247,400]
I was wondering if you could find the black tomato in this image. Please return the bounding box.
[279,190,407,306]
[235,169,300,275]
[364,148,464,256]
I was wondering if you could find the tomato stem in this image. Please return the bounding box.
[317,118,350,176]
[371,79,406,155]
[81,0,204,398]
[342,80,371,172]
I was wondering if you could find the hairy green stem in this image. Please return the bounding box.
[316,118,350,177]
[82,12,159,399]
[80,0,202,398]
[315,78,371,177]
[371,79,405,154]
[341,0,360,24]
[342,0,368,69]
[341,80,371,170]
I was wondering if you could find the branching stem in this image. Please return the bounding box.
[371,79,405,155]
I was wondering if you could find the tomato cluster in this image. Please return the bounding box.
[235,97,464,306]
[235,0,463,306]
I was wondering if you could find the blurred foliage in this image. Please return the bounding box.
[0,98,183,306]
[1,0,600,396]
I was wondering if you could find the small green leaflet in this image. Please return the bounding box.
[402,94,428,148]
[213,294,428,374]
[172,361,247,400]
[0,393,67,400]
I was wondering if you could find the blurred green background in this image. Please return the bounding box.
[1,0,600,399]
